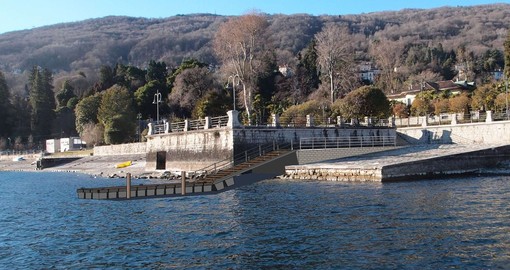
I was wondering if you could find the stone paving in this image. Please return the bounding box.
[287,144,506,170]
[283,143,510,181]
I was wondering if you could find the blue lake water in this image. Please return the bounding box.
[0,172,509,269]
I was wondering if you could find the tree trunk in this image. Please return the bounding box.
[242,83,251,124]
[330,72,334,103]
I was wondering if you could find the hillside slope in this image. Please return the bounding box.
[0,4,509,92]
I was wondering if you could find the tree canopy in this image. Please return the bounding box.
[28,66,55,139]
[332,86,390,119]
[98,85,136,144]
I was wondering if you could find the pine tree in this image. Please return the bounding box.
[28,66,56,140]
[0,70,15,137]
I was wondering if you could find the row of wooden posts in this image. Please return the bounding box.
[125,172,187,199]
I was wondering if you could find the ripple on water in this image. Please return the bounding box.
[0,172,509,269]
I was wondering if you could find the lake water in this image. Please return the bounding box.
[0,172,509,269]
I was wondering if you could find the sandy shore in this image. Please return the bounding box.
[0,154,153,178]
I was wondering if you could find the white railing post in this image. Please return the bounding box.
[337,116,344,127]
[204,116,211,130]
[450,113,457,125]
[147,123,153,135]
[306,115,314,127]
[272,114,280,127]
[486,111,493,123]
[164,121,170,133]
[227,110,241,128]
[184,119,190,131]
[420,116,428,127]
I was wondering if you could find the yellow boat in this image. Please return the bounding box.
[115,161,132,168]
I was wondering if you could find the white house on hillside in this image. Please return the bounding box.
[387,80,475,106]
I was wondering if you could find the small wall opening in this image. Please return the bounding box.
[156,151,166,170]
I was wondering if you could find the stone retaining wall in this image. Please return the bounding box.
[145,128,234,172]
[284,167,383,181]
[296,146,400,164]
[397,120,510,145]
[233,127,396,154]
[93,142,147,156]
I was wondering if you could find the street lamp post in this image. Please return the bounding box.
[506,74,509,120]
[227,75,240,111]
[153,89,162,123]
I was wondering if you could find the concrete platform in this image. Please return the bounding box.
[283,144,510,182]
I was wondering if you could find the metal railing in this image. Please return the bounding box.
[188,119,206,130]
[395,111,510,128]
[189,135,397,180]
[299,135,397,149]
[211,115,229,128]
[151,115,230,135]
[276,115,391,128]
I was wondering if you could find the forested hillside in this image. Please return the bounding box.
[1,3,510,150]
[1,4,509,94]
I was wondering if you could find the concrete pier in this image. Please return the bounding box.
[283,144,510,182]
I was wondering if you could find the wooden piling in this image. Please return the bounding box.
[181,171,186,195]
[126,173,131,199]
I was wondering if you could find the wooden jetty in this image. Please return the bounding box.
[77,149,294,200]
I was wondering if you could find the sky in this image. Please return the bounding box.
[0,0,508,34]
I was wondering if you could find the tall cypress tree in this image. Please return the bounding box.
[0,70,15,137]
[28,66,56,140]
[505,30,510,79]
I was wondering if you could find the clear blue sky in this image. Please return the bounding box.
[0,0,508,34]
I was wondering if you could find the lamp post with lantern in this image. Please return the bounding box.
[227,75,240,111]
[153,89,162,123]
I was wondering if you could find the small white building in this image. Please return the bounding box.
[45,139,61,154]
[60,137,84,152]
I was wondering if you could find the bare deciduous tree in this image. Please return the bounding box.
[213,13,269,123]
[315,24,354,103]
[169,67,218,117]
[369,38,405,94]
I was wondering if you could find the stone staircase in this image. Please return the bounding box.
[193,150,290,186]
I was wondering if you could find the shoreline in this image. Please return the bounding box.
[0,154,157,179]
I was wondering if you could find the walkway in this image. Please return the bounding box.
[283,144,510,181]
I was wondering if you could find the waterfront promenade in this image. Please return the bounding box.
[283,144,510,181]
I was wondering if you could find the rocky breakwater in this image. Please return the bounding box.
[282,144,510,182]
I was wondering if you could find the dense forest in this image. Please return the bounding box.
[0,3,510,150]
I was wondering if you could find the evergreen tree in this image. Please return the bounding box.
[146,60,168,84]
[505,30,510,79]
[28,66,56,140]
[56,80,77,108]
[300,39,320,91]
[0,70,15,137]
[98,85,136,144]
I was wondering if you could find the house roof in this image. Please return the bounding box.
[388,79,476,100]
